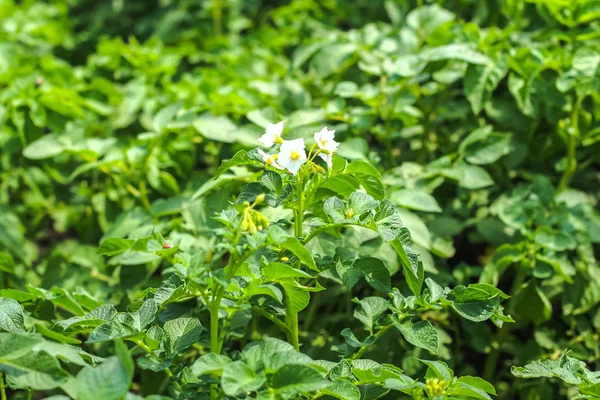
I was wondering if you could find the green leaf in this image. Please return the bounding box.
[349,192,380,216]
[318,380,361,400]
[0,252,15,274]
[130,299,158,331]
[281,283,311,313]
[272,364,331,395]
[164,317,203,354]
[464,58,507,114]
[191,353,232,376]
[457,376,496,395]
[75,353,132,400]
[336,260,361,291]
[263,262,312,279]
[261,170,282,193]
[534,227,577,251]
[391,189,441,213]
[447,286,500,322]
[407,5,454,37]
[389,237,423,296]
[276,237,317,271]
[194,114,238,143]
[0,298,25,333]
[57,305,118,332]
[0,333,68,390]
[420,44,490,65]
[22,135,64,160]
[152,102,181,133]
[97,238,133,256]
[354,258,391,292]
[421,359,453,382]
[354,297,389,331]
[213,150,262,180]
[394,319,439,354]
[511,351,585,385]
[221,361,266,396]
[450,164,494,189]
[460,126,512,165]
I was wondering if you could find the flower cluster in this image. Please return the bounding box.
[257,121,340,175]
[425,378,445,397]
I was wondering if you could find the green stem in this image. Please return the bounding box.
[139,181,151,210]
[557,96,580,193]
[350,323,395,360]
[483,269,526,382]
[0,372,7,400]
[286,175,304,351]
[252,306,292,337]
[212,0,223,36]
[285,310,300,351]
[210,291,223,354]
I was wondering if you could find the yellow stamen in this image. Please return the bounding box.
[280,257,289,262]
[266,158,272,165]
[290,151,300,160]
[275,136,283,144]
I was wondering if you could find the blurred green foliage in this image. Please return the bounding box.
[1,0,600,398]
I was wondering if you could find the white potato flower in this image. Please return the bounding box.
[258,121,285,147]
[257,149,283,170]
[277,138,307,175]
[314,126,339,168]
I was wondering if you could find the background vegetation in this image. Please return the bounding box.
[1,0,600,399]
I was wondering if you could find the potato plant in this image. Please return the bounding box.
[1,0,600,399]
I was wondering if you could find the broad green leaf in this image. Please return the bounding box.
[263,262,312,279]
[0,297,25,333]
[276,237,317,271]
[75,355,132,400]
[194,114,238,143]
[272,364,331,395]
[354,258,391,292]
[394,320,439,354]
[391,189,441,213]
[191,353,232,376]
[318,380,361,400]
[221,361,266,396]
[451,164,494,189]
[152,102,181,133]
[461,127,512,165]
[511,352,585,385]
[421,359,453,382]
[213,150,262,180]
[281,282,311,313]
[464,58,508,114]
[0,252,15,274]
[406,5,454,37]
[0,333,68,390]
[22,135,63,160]
[97,238,133,256]
[58,305,118,332]
[389,237,423,296]
[354,297,389,331]
[457,376,496,395]
[447,286,500,322]
[420,44,490,65]
[164,317,202,354]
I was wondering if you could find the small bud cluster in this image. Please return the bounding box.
[240,195,270,234]
[425,378,445,397]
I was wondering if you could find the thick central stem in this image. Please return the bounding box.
[286,175,304,351]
